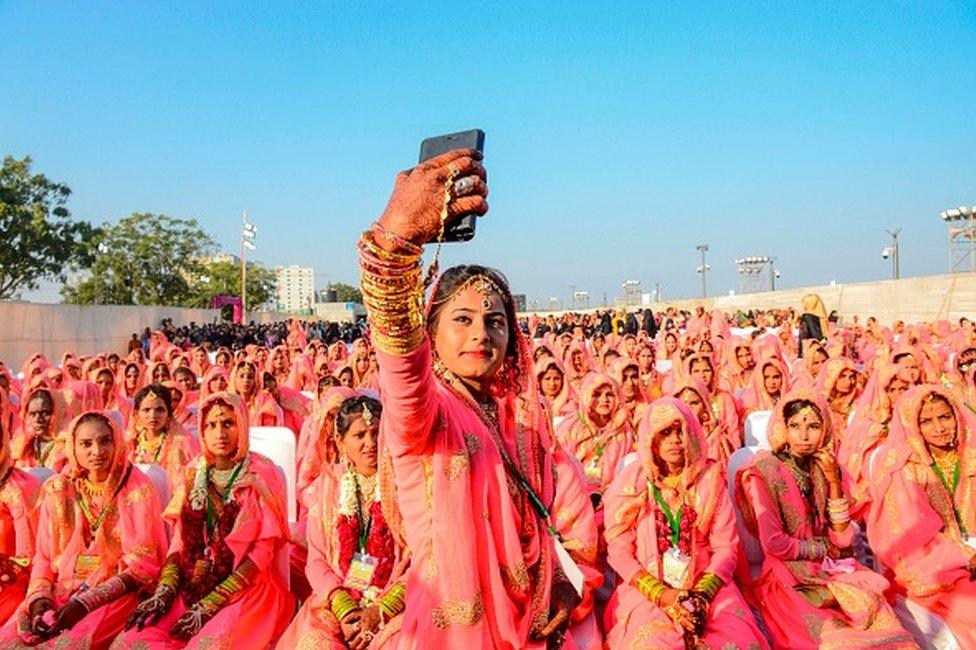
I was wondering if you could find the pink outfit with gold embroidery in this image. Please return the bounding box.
[867,385,976,647]
[603,398,767,649]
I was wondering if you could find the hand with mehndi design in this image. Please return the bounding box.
[375,149,488,251]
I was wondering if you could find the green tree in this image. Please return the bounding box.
[0,155,97,299]
[63,213,215,306]
[185,259,277,308]
[330,282,363,304]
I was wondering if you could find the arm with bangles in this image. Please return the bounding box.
[329,581,407,650]
[359,149,487,456]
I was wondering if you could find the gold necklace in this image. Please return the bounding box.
[933,450,959,483]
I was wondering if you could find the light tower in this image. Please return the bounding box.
[735,256,777,293]
[940,206,976,273]
[696,244,710,297]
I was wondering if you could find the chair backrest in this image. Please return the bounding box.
[135,463,172,509]
[300,391,314,400]
[248,426,297,523]
[24,466,55,485]
[726,447,764,579]
[619,451,639,472]
[744,411,772,449]
[655,359,673,374]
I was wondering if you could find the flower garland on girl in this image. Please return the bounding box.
[335,466,395,604]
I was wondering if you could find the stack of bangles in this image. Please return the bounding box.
[73,574,129,613]
[692,573,722,601]
[634,572,671,606]
[197,561,258,616]
[827,497,851,525]
[358,228,425,355]
[798,538,827,561]
[330,589,359,622]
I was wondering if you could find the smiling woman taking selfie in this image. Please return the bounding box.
[357,148,591,648]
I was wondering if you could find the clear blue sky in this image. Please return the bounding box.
[3,2,974,306]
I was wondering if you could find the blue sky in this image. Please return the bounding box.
[2,2,974,306]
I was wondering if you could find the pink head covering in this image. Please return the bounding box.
[198,392,251,464]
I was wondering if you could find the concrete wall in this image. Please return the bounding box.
[520,272,976,326]
[0,302,221,370]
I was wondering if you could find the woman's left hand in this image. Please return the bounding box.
[533,579,581,647]
[46,599,88,637]
[812,450,841,485]
[170,605,213,641]
[348,605,381,650]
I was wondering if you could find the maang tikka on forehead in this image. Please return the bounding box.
[431,273,506,311]
[361,403,374,426]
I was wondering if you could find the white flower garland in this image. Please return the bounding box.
[338,467,380,517]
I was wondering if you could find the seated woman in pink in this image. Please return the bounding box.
[357,148,585,648]
[126,384,199,491]
[117,392,294,648]
[1,411,166,648]
[278,395,408,648]
[610,357,648,431]
[556,373,634,494]
[815,357,858,437]
[673,377,736,466]
[199,366,228,401]
[604,398,768,649]
[735,390,917,649]
[840,363,908,514]
[228,361,283,427]
[741,356,790,417]
[10,388,68,471]
[867,385,976,647]
[534,356,578,427]
[0,392,41,626]
[92,367,132,427]
[683,353,742,451]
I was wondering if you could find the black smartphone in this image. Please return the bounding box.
[418,129,485,242]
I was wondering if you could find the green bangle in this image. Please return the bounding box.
[330,589,358,621]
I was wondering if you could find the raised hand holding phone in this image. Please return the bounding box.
[373,134,487,254]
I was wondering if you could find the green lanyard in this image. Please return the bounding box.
[354,478,373,552]
[931,458,967,536]
[652,485,683,546]
[206,461,245,537]
[78,466,132,536]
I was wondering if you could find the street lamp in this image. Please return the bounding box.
[881,228,900,280]
[696,244,710,298]
[241,212,257,317]
[940,207,976,273]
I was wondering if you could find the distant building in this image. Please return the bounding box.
[275,265,314,313]
[203,252,241,265]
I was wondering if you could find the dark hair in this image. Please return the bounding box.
[75,411,113,434]
[318,376,340,391]
[27,389,54,411]
[335,395,382,437]
[173,366,195,380]
[783,399,822,423]
[426,265,519,362]
[133,383,174,415]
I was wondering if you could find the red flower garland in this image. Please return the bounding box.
[655,502,697,556]
[336,500,395,596]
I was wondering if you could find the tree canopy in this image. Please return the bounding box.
[0,155,98,300]
[329,282,363,304]
[185,259,277,309]
[62,213,215,306]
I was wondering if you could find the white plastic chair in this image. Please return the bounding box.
[619,451,638,471]
[248,427,296,592]
[300,391,314,400]
[135,463,172,510]
[248,426,297,524]
[744,411,772,449]
[727,447,764,580]
[892,595,961,649]
[24,467,54,485]
[655,359,673,374]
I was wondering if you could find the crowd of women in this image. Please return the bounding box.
[1,149,975,648]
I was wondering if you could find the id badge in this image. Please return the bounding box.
[344,552,377,591]
[74,554,100,582]
[584,460,602,482]
[661,546,691,588]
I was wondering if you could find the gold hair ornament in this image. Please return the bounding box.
[431,274,506,311]
[362,403,375,426]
